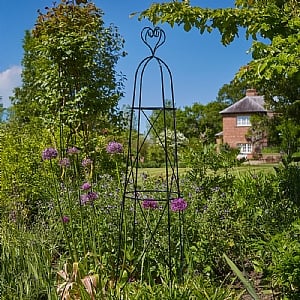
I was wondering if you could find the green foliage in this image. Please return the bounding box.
[277,118,300,160]
[267,222,300,298]
[275,164,300,206]
[2,129,300,298]
[2,1,300,295]
[0,121,52,223]
[223,254,260,300]
[113,275,240,299]
[251,219,300,299]
[0,222,57,299]
[139,0,299,72]
[183,140,239,179]
[176,101,227,142]
[146,100,226,167]
[216,81,251,105]
[139,0,300,138]
[12,1,126,146]
[148,101,226,144]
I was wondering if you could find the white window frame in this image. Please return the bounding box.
[236,115,251,126]
[237,143,253,154]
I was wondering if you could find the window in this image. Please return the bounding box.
[238,143,253,154]
[237,115,251,126]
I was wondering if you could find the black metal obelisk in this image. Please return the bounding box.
[117,27,184,287]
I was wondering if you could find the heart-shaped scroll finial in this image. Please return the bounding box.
[141,27,166,56]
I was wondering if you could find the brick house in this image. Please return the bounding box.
[217,89,271,159]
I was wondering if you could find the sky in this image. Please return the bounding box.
[0,0,253,109]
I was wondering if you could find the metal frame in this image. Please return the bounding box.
[117,27,184,287]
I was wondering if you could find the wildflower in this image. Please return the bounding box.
[142,199,158,209]
[82,158,93,167]
[88,191,99,201]
[80,191,99,205]
[58,158,70,167]
[67,146,80,155]
[42,147,58,160]
[170,198,187,212]
[106,141,123,154]
[62,216,70,223]
[80,193,90,205]
[81,182,92,190]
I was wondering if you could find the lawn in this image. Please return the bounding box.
[140,163,278,178]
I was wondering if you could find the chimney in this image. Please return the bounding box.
[246,89,258,96]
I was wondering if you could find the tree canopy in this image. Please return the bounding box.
[12,0,126,141]
[138,0,300,108]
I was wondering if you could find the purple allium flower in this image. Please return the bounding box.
[67,146,80,155]
[142,199,158,209]
[88,191,99,200]
[62,216,70,223]
[170,198,187,212]
[106,141,123,154]
[82,158,93,167]
[80,193,90,205]
[42,148,58,160]
[81,182,92,190]
[58,158,70,167]
[80,191,99,205]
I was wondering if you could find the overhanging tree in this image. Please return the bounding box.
[138,0,299,104]
[12,0,126,152]
[138,0,300,153]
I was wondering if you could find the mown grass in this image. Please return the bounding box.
[140,163,278,178]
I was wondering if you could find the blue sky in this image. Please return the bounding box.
[0,0,253,109]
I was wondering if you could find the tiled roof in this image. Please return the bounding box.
[220,95,266,114]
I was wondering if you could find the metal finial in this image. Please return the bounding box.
[141,27,166,56]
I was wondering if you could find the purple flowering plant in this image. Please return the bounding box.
[59,158,70,167]
[170,198,187,212]
[81,182,92,190]
[42,147,58,160]
[62,216,70,223]
[106,141,123,154]
[82,158,93,167]
[142,199,159,209]
[67,146,80,155]
[80,191,99,205]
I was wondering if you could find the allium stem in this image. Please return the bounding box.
[64,175,79,260]
[49,160,76,261]
[115,161,121,191]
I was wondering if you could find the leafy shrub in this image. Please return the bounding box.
[0,121,52,224]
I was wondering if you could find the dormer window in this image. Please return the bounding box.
[237,115,251,126]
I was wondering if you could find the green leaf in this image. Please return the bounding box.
[223,253,260,300]
[184,22,191,31]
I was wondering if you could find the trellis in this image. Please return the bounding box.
[117,27,185,287]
